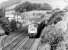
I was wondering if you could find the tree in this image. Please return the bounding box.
[0,8,5,18]
[10,20,17,32]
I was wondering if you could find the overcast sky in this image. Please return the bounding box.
[0,0,68,9]
[0,0,8,4]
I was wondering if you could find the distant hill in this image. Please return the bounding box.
[0,0,21,9]
[14,1,52,13]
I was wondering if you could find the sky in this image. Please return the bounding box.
[0,0,68,9]
[0,0,8,4]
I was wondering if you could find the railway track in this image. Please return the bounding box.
[1,32,41,50]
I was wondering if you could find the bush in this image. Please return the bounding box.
[40,25,64,44]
